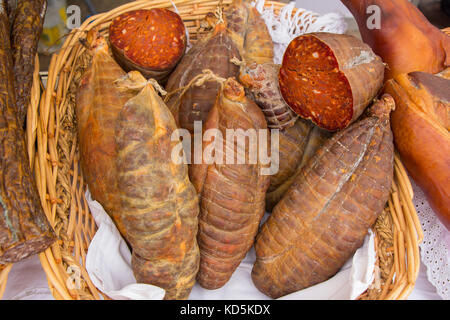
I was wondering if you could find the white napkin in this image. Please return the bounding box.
[85,192,376,300]
[85,189,165,300]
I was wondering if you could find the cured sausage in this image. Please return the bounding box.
[224,1,294,129]
[109,8,186,83]
[279,33,385,131]
[240,4,273,65]
[190,78,270,289]
[165,23,240,133]
[252,95,395,298]
[224,0,274,65]
[11,0,47,125]
[239,63,298,130]
[0,0,55,263]
[76,32,136,238]
[385,70,450,230]
[5,0,16,24]
[115,72,200,300]
[266,123,331,211]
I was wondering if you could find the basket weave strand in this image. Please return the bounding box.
[0,0,424,300]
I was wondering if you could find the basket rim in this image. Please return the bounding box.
[2,0,424,301]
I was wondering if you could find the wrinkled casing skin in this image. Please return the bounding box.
[266,124,331,211]
[265,119,311,210]
[115,80,200,300]
[240,63,298,130]
[0,1,55,263]
[385,71,450,230]
[76,37,135,238]
[341,0,450,80]
[252,96,395,298]
[190,78,270,290]
[11,0,47,125]
[5,0,16,24]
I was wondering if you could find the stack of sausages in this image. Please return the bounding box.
[2,0,444,301]
[76,0,450,301]
[76,0,392,300]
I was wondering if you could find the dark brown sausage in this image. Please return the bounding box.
[252,95,395,298]
[165,23,241,134]
[190,78,270,290]
[0,0,55,263]
[11,0,47,126]
[5,0,16,24]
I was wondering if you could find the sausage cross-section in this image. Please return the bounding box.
[109,8,187,83]
[279,33,385,131]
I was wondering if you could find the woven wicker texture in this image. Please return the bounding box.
[0,0,425,300]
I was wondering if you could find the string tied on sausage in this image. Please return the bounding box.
[230,56,246,67]
[164,69,227,104]
[214,0,225,25]
[114,71,167,96]
[147,79,167,96]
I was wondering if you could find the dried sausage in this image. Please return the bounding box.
[115,72,200,300]
[266,123,331,211]
[76,33,136,238]
[224,0,274,65]
[165,23,240,133]
[385,70,450,230]
[279,33,385,131]
[0,0,55,263]
[252,95,395,298]
[190,78,270,289]
[239,63,298,129]
[11,0,47,125]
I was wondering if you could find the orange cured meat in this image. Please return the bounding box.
[109,9,186,82]
[385,70,450,230]
[279,33,385,131]
[76,33,136,238]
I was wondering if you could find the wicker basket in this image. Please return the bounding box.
[0,0,425,300]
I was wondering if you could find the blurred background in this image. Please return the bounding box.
[38,0,450,71]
